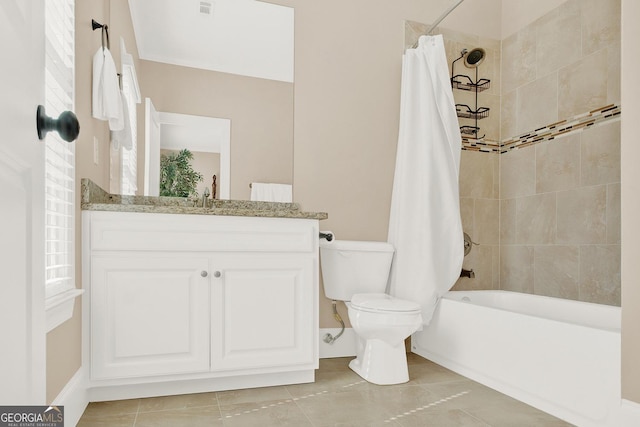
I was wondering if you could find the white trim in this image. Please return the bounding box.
[88,370,314,402]
[319,328,357,358]
[119,68,139,195]
[218,131,231,200]
[144,98,160,196]
[45,288,84,332]
[617,399,640,426]
[51,367,89,427]
[120,37,141,103]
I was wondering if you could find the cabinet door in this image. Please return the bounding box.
[210,253,316,372]
[91,255,210,379]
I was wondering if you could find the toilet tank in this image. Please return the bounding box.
[319,240,395,301]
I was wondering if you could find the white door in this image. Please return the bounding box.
[144,98,160,196]
[0,1,46,404]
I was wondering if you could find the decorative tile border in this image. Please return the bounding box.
[461,104,621,154]
[461,137,501,153]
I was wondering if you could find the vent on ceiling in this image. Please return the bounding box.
[199,1,213,15]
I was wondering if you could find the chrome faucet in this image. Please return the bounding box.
[202,187,210,208]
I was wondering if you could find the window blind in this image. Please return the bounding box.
[44,0,75,299]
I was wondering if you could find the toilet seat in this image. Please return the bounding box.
[350,293,421,314]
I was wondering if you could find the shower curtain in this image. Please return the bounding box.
[388,35,464,325]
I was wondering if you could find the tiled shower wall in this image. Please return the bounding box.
[500,121,620,305]
[500,0,620,139]
[406,0,621,306]
[499,0,621,306]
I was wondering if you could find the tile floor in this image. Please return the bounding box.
[78,354,573,426]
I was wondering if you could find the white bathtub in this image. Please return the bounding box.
[412,290,621,427]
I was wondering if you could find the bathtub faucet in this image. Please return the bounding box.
[460,268,475,279]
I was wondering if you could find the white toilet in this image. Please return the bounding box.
[320,239,423,385]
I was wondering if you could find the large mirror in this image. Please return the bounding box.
[127,0,295,200]
[144,98,230,199]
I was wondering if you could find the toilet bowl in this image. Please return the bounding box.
[347,293,422,385]
[319,239,423,385]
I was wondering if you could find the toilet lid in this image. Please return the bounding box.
[350,293,421,313]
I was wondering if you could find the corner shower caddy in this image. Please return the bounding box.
[451,49,490,139]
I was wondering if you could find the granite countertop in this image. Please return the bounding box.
[81,179,328,220]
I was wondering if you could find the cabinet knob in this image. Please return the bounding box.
[201,271,208,277]
[213,271,221,278]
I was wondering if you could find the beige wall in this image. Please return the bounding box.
[621,0,640,405]
[139,61,293,201]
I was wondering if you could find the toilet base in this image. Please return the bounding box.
[349,338,409,385]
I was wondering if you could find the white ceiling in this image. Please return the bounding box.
[128,0,294,82]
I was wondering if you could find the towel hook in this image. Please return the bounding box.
[91,19,110,50]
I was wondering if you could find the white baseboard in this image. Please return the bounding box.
[88,370,315,402]
[319,328,357,358]
[51,366,89,427]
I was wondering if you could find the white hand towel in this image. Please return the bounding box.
[250,183,292,203]
[92,46,124,131]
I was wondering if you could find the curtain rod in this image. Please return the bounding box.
[411,0,465,48]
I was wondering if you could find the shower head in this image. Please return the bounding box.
[464,48,486,68]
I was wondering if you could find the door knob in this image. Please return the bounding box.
[213,271,221,278]
[201,271,208,277]
[36,105,80,142]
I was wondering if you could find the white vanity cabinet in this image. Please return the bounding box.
[83,210,319,400]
